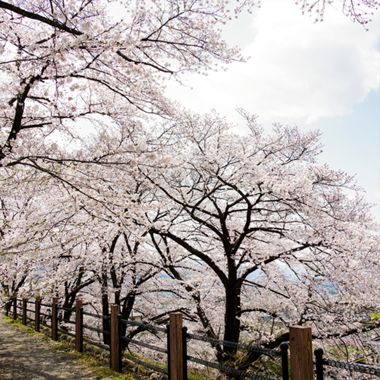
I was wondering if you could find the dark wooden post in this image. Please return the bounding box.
[280,342,289,380]
[22,298,27,325]
[75,299,83,352]
[12,297,17,320]
[315,348,324,380]
[168,313,184,380]
[51,297,59,341]
[110,304,122,372]
[289,326,313,380]
[182,326,188,380]
[35,298,41,332]
[167,324,171,379]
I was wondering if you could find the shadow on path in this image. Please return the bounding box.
[0,317,99,379]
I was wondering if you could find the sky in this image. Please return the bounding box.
[166,0,380,220]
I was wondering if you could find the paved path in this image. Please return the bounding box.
[0,317,100,380]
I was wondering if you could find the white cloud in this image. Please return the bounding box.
[166,0,380,125]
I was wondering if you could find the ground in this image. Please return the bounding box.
[0,316,122,380]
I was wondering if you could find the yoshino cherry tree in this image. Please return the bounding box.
[141,112,380,369]
[0,0,379,372]
[11,123,191,341]
[0,111,378,372]
[0,0,378,165]
[0,167,60,308]
[0,0,256,165]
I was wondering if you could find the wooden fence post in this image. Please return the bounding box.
[168,313,184,380]
[110,304,122,372]
[315,348,324,380]
[22,298,27,325]
[289,326,313,380]
[51,297,58,341]
[12,297,17,320]
[280,342,289,380]
[75,299,83,352]
[35,297,41,332]
[182,326,188,380]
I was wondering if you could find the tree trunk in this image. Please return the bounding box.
[102,293,110,345]
[223,286,241,349]
[4,298,12,317]
[62,289,76,323]
[218,280,243,379]
[120,293,136,350]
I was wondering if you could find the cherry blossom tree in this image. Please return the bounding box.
[0,0,378,166]
[0,0,256,165]
[0,253,32,314]
[140,112,380,369]
[0,168,51,310]
[1,109,378,373]
[14,124,182,342]
[298,0,379,24]
[0,3,378,374]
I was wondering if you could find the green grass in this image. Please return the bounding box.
[188,370,210,380]
[5,316,48,338]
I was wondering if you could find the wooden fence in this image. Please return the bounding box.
[6,297,380,379]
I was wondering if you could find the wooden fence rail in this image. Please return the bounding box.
[5,296,343,380]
